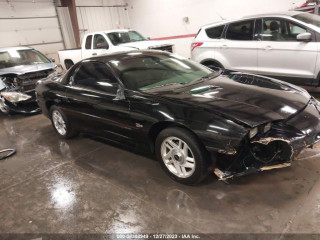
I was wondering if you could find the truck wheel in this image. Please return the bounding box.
[155,127,211,185]
[65,60,74,70]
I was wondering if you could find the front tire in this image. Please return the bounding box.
[155,127,211,185]
[50,106,77,139]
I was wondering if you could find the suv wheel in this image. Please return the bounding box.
[50,106,77,139]
[155,127,211,185]
[203,61,224,71]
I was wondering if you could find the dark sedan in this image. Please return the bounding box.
[36,50,320,185]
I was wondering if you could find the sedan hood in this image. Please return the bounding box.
[145,73,311,127]
[0,63,56,76]
[118,40,173,50]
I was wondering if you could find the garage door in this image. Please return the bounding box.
[0,0,64,61]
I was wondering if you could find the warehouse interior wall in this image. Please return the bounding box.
[125,0,306,58]
[0,0,64,62]
[75,0,130,42]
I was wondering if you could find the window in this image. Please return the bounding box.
[205,25,224,39]
[226,20,255,40]
[0,49,50,70]
[73,62,118,93]
[93,34,109,49]
[261,18,308,41]
[107,31,146,45]
[109,54,213,91]
[85,35,92,49]
[292,13,320,28]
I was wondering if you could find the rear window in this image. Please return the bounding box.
[205,25,225,39]
[85,35,92,49]
[226,20,254,40]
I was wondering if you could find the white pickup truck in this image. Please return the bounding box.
[58,29,174,70]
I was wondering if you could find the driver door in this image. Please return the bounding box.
[65,61,134,145]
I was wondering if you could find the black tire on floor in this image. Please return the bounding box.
[155,127,212,185]
[49,106,78,139]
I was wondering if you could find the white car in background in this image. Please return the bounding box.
[191,11,320,86]
[58,29,174,70]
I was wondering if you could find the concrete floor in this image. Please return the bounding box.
[1,111,320,239]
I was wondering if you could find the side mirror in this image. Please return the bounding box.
[50,58,55,63]
[96,41,109,49]
[113,86,126,101]
[297,32,312,41]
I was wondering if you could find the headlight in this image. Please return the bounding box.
[264,122,272,133]
[249,127,258,139]
[1,92,31,103]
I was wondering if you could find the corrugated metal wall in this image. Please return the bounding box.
[0,0,64,61]
[76,5,130,42]
[56,7,77,49]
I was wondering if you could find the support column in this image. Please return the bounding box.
[61,0,80,47]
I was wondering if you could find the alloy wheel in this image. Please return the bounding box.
[52,110,67,136]
[160,136,196,178]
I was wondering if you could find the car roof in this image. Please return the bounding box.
[88,50,173,62]
[201,11,304,29]
[244,11,303,19]
[0,46,32,52]
[85,29,133,36]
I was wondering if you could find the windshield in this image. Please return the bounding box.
[107,31,146,45]
[0,49,50,69]
[110,53,213,91]
[292,13,320,28]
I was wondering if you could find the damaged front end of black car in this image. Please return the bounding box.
[213,84,320,182]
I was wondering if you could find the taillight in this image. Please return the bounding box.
[191,42,203,52]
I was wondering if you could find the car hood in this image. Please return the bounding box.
[144,73,311,127]
[117,40,173,50]
[0,62,56,76]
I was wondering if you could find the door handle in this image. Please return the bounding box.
[263,46,272,51]
[221,44,229,49]
[92,53,97,56]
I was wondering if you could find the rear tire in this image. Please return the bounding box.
[155,127,211,185]
[50,106,77,139]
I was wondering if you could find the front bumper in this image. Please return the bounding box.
[214,98,320,181]
[4,91,41,114]
[255,98,320,160]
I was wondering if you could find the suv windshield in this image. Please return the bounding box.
[110,53,213,91]
[0,49,50,69]
[107,31,146,45]
[292,13,320,28]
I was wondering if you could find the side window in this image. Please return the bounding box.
[226,20,255,40]
[93,34,109,49]
[85,35,92,49]
[205,25,225,39]
[262,18,308,41]
[73,62,118,93]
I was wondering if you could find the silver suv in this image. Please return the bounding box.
[191,11,320,86]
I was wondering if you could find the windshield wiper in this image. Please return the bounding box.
[184,70,222,86]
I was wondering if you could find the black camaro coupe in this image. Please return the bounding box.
[36,50,320,185]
